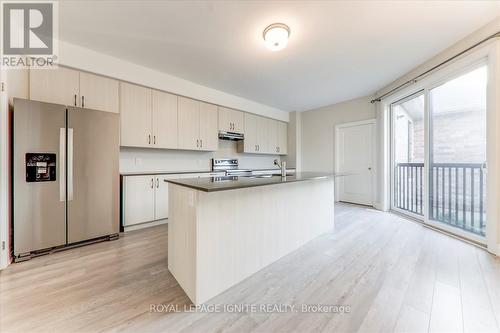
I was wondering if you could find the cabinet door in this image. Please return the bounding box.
[267,119,279,154]
[218,107,244,133]
[242,113,259,153]
[257,116,270,153]
[124,176,155,226]
[120,82,152,147]
[199,102,218,151]
[30,67,80,106]
[232,109,245,134]
[154,176,170,220]
[278,121,288,155]
[152,90,178,149]
[79,72,119,113]
[178,97,200,150]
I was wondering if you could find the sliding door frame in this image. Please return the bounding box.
[382,41,499,253]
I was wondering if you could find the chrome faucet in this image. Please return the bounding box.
[274,159,287,177]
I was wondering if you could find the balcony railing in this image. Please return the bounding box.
[394,162,486,236]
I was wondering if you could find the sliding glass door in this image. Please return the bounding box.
[391,64,488,242]
[429,65,487,237]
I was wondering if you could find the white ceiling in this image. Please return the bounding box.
[59,1,500,112]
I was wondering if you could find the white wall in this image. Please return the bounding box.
[300,95,376,173]
[120,141,279,173]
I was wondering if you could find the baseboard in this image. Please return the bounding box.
[123,219,168,232]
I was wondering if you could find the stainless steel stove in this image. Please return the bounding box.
[211,158,252,176]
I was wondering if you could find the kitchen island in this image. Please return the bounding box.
[165,173,335,304]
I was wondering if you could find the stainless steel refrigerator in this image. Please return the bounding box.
[13,98,119,261]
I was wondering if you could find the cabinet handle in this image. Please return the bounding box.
[82,96,85,108]
[153,135,156,145]
[148,134,151,145]
[156,178,159,188]
[200,139,203,148]
[74,94,77,106]
[151,178,154,189]
[257,144,259,151]
[196,139,199,148]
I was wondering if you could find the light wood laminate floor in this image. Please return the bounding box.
[1,203,499,333]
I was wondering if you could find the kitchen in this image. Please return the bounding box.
[1,1,500,333]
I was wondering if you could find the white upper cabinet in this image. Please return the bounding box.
[241,113,258,153]
[120,82,152,147]
[79,72,119,113]
[178,97,200,150]
[239,113,268,154]
[199,102,218,151]
[218,107,244,133]
[152,90,178,149]
[30,67,283,154]
[30,67,80,107]
[278,121,288,155]
[257,116,270,153]
[239,114,287,155]
[267,119,287,155]
[30,67,119,113]
[178,97,218,151]
[267,118,279,154]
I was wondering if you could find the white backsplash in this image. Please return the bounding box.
[120,140,280,173]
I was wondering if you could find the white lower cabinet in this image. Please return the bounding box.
[123,173,216,229]
[123,175,177,227]
[123,175,156,227]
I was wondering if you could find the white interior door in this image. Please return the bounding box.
[336,120,375,206]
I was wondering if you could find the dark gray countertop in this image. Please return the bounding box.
[164,172,333,192]
[120,168,295,176]
[120,170,214,176]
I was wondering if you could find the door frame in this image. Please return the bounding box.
[381,41,499,254]
[335,119,377,206]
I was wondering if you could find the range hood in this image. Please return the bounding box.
[218,131,244,141]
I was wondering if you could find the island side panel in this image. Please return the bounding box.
[195,178,335,304]
[167,183,198,303]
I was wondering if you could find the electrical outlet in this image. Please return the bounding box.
[135,158,142,166]
[1,241,5,250]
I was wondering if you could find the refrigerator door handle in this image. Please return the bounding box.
[68,128,74,201]
[59,128,66,201]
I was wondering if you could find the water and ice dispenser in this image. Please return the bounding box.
[25,153,56,182]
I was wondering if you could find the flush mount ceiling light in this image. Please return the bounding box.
[263,23,290,51]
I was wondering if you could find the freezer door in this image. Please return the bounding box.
[13,99,67,255]
[67,107,119,243]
